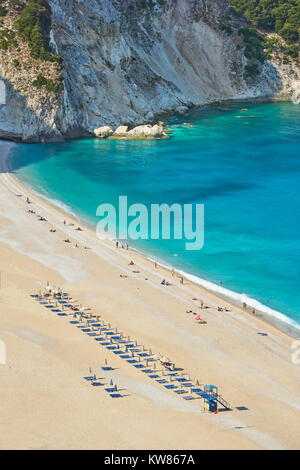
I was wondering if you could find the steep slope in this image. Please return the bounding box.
[0,0,299,142]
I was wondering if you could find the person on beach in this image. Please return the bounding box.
[129,261,135,266]
[64,238,71,243]
[200,300,204,309]
[251,308,256,315]
[116,241,119,248]
[26,197,31,204]
[243,302,247,309]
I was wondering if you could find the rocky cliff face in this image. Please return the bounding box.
[0,0,299,142]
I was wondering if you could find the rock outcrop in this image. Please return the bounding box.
[114,126,129,136]
[0,0,299,142]
[127,124,165,138]
[94,123,166,139]
[94,126,113,138]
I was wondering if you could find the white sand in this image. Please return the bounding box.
[0,143,299,450]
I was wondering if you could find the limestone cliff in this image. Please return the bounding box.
[0,0,299,142]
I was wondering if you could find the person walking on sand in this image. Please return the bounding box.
[200,300,204,309]
[243,302,247,309]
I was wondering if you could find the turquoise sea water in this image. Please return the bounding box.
[6,101,300,330]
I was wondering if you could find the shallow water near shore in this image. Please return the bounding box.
[5,101,300,330]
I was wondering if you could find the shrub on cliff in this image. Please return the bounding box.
[230,0,300,44]
[14,0,60,61]
[32,73,62,93]
[0,5,7,16]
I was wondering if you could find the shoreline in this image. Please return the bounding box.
[1,139,299,339]
[1,140,300,450]
[0,97,294,145]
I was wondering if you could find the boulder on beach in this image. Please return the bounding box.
[94,126,113,138]
[114,126,129,136]
[127,124,165,138]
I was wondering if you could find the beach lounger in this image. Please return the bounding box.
[105,387,117,392]
[30,295,39,298]
[91,382,104,387]
[183,396,195,400]
[100,342,111,346]
[106,346,117,350]
[127,359,137,364]
[174,390,187,395]
[164,385,177,389]
[138,353,149,357]
[81,328,91,332]
[148,374,160,379]
[101,367,113,371]
[45,305,54,309]
[113,350,124,355]
[69,321,80,324]
[87,333,98,336]
[191,388,203,393]
[141,369,154,374]
[94,337,104,341]
[51,309,61,312]
[110,394,122,398]
[156,379,168,384]
[57,313,67,316]
[182,383,193,387]
[175,378,188,382]
[133,364,145,369]
[120,355,130,359]
[84,376,96,381]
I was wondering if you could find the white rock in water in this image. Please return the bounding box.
[114,125,129,135]
[94,126,113,138]
[127,124,165,137]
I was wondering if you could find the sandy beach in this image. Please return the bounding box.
[0,142,299,450]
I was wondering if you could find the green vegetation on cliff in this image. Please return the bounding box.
[229,0,300,43]
[13,0,61,62]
